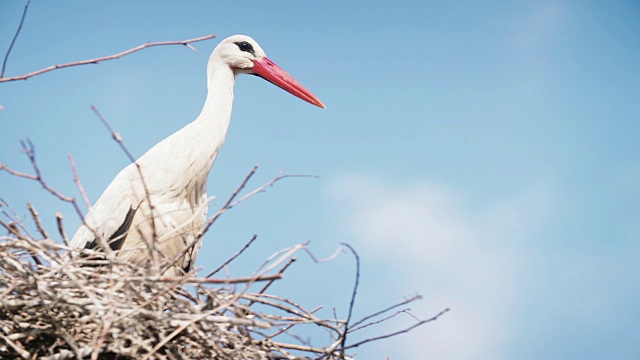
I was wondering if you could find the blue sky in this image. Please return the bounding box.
[1,1,639,359]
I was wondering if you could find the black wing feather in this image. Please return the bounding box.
[84,206,138,252]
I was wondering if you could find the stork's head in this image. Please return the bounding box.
[211,35,326,109]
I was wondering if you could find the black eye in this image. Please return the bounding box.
[234,41,255,55]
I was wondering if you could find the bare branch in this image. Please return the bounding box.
[202,168,318,235]
[146,274,282,284]
[1,0,31,78]
[0,34,217,83]
[68,154,91,210]
[0,140,86,221]
[27,202,49,240]
[343,308,450,350]
[90,105,136,163]
[205,234,258,278]
[350,294,423,328]
[90,105,157,265]
[340,243,361,356]
[56,212,70,246]
[349,309,413,333]
[201,166,259,235]
[256,256,297,296]
[0,332,29,359]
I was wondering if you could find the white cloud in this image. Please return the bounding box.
[328,174,556,359]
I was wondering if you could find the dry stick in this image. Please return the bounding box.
[1,0,30,78]
[162,167,261,273]
[27,202,49,239]
[349,309,413,333]
[90,105,156,267]
[0,218,23,238]
[55,212,70,246]
[1,140,109,257]
[343,308,450,350]
[0,332,29,359]
[91,276,120,360]
[256,257,297,296]
[0,141,86,221]
[141,275,272,360]
[205,234,258,278]
[349,294,422,328]
[145,274,282,284]
[263,306,322,342]
[24,203,45,265]
[201,165,259,235]
[264,341,329,355]
[171,169,313,280]
[249,294,336,332]
[339,243,360,358]
[0,34,217,83]
[202,170,319,235]
[0,198,34,239]
[68,154,92,210]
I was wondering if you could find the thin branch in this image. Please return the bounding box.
[349,309,413,333]
[27,202,49,240]
[56,212,70,246]
[0,34,217,83]
[256,257,297,296]
[339,242,361,358]
[200,166,259,235]
[350,294,423,328]
[343,308,450,350]
[140,274,282,285]
[202,169,318,235]
[0,332,29,359]
[68,154,91,210]
[205,234,258,278]
[91,105,136,163]
[90,105,156,264]
[222,165,258,210]
[0,140,86,221]
[1,0,31,78]
[0,218,24,239]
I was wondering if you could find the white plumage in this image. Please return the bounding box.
[70,35,325,276]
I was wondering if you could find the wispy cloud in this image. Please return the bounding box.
[328,174,556,359]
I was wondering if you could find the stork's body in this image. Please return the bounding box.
[70,35,324,276]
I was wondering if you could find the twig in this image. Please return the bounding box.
[90,105,136,163]
[201,168,318,235]
[256,257,296,295]
[343,308,450,350]
[340,243,360,358]
[56,212,70,246]
[0,141,86,221]
[1,0,30,78]
[0,34,217,83]
[27,202,49,240]
[222,165,258,210]
[349,309,413,333]
[264,306,322,342]
[134,274,283,284]
[205,234,258,278]
[0,332,29,359]
[90,105,156,264]
[0,218,23,239]
[350,294,422,328]
[200,166,259,235]
[68,154,91,210]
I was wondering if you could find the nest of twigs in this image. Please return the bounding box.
[0,233,357,359]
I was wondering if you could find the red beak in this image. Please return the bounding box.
[251,57,326,109]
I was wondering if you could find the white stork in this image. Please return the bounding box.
[70,35,325,276]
